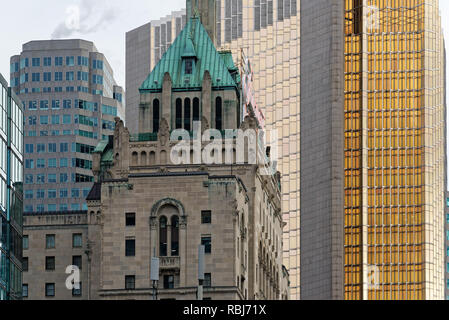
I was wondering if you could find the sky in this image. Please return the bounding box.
[0,0,185,87]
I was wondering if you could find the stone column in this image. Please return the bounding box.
[179,216,188,287]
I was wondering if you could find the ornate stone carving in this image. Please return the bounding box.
[158,118,170,146]
[150,198,186,218]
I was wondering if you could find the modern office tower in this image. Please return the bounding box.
[126,9,186,133]
[10,40,125,215]
[301,0,446,300]
[88,17,287,300]
[0,74,24,300]
[126,0,301,299]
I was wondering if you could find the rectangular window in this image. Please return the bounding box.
[66,56,75,66]
[163,275,174,289]
[37,189,45,199]
[201,211,212,224]
[32,58,40,67]
[49,143,57,153]
[60,143,69,152]
[51,115,60,125]
[32,73,40,82]
[40,100,49,110]
[44,57,51,66]
[25,159,34,169]
[72,282,82,297]
[60,188,68,198]
[23,257,29,272]
[48,158,57,168]
[125,239,136,257]
[126,213,136,227]
[45,283,55,297]
[60,158,68,168]
[72,256,82,270]
[73,234,83,248]
[201,236,212,254]
[40,116,48,125]
[55,72,63,81]
[37,159,45,168]
[60,173,68,183]
[37,174,45,184]
[23,235,29,250]
[45,257,55,271]
[63,100,72,109]
[43,72,51,82]
[125,276,135,290]
[46,235,55,249]
[52,100,60,109]
[204,273,212,288]
[25,190,34,199]
[23,284,28,298]
[25,175,33,184]
[48,189,57,199]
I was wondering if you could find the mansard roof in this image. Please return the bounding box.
[140,17,239,92]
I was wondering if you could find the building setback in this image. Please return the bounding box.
[300,0,446,300]
[88,17,288,300]
[0,73,24,300]
[126,0,301,299]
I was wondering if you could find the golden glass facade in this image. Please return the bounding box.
[344,0,445,300]
[218,0,301,299]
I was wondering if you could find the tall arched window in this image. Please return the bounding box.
[184,98,191,131]
[193,98,200,122]
[215,97,222,130]
[176,98,182,129]
[171,216,179,256]
[153,99,160,133]
[159,216,168,256]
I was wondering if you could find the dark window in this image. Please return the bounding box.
[126,213,136,227]
[72,282,82,297]
[160,216,168,256]
[46,257,55,271]
[153,99,160,133]
[164,275,175,289]
[215,97,222,130]
[23,257,29,272]
[72,256,82,270]
[185,59,193,74]
[46,234,55,249]
[204,273,212,288]
[201,236,212,254]
[171,216,179,256]
[176,99,183,129]
[23,235,29,250]
[45,283,55,297]
[193,98,200,122]
[201,211,212,224]
[184,98,191,131]
[125,276,135,290]
[23,284,28,298]
[125,239,136,257]
[72,234,82,248]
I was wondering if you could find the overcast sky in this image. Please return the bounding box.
[0,0,448,89]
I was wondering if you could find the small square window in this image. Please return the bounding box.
[45,283,55,297]
[73,234,82,248]
[46,257,55,271]
[46,235,55,249]
[126,239,136,257]
[201,236,212,254]
[125,276,135,290]
[201,211,212,224]
[126,213,136,227]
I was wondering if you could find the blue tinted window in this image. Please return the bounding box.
[40,116,48,125]
[55,57,63,66]
[32,58,40,67]
[66,56,75,66]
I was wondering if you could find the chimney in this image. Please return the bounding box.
[186,0,217,45]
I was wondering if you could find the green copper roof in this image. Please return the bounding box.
[140,18,239,92]
[94,140,109,153]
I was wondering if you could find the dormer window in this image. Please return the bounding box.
[185,58,194,75]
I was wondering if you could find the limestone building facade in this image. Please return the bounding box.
[87,17,288,300]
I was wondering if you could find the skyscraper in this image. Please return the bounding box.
[126,9,186,132]
[0,73,24,300]
[10,39,124,215]
[126,0,301,298]
[301,0,446,300]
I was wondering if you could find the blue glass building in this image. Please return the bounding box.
[0,73,24,300]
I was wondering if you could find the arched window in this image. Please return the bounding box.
[215,97,222,130]
[153,99,160,133]
[176,98,182,129]
[171,216,179,256]
[132,152,138,166]
[141,152,147,165]
[193,98,200,122]
[184,98,191,131]
[159,216,168,256]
